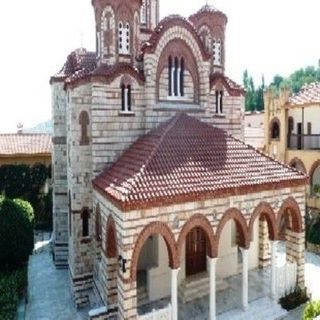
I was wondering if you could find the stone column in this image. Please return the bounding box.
[259,219,271,268]
[270,240,278,300]
[209,257,218,320]
[171,268,180,320]
[240,248,249,311]
[286,230,305,287]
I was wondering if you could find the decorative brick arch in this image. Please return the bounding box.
[130,222,178,282]
[177,214,217,262]
[156,38,200,103]
[120,75,132,87]
[216,208,250,252]
[248,202,277,241]
[309,159,320,186]
[277,197,303,234]
[105,215,117,258]
[289,157,307,174]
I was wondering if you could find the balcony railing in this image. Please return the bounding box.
[288,134,320,150]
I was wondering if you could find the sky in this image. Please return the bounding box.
[0,0,320,133]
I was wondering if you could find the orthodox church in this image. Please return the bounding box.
[50,1,307,319]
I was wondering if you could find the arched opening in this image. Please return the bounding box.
[216,209,250,311]
[248,203,278,299]
[310,160,320,194]
[130,222,178,316]
[105,215,118,307]
[95,204,102,242]
[81,207,90,237]
[270,118,280,140]
[276,198,304,289]
[289,157,307,174]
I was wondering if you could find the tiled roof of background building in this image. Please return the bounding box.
[0,134,52,156]
[290,82,320,105]
[93,113,307,211]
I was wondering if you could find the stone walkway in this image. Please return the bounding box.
[25,232,89,320]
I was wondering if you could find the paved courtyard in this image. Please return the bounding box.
[25,235,320,320]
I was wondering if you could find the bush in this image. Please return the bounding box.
[308,221,320,245]
[304,301,320,320]
[0,198,34,270]
[279,287,309,311]
[0,268,27,320]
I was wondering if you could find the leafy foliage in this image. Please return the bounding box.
[270,66,320,93]
[0,268,27,320]
[304,300,320,320]
[243,70,265,112]
[0,198,34,270]
[0,163,52,229]
[279,286,309,311]
[307,221,320,245]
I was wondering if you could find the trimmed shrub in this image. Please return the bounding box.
[0,268,27,320]
[0,198,34,270]
[308,221,320,245]
[304,300,320,320]
[279,286,309,311]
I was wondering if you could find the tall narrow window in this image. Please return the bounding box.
[215,91,219,114]
[168,56,172,96]
[140,0,147,24]
[118,22,123,53]
[307,122,312,135]
[213,39,222,66]
[79,111,89,145]
[68,192,72,236]
[219,91,223,114]
[125,23,130,53]
[180,58,184,97]
[121,84,132,112]
[82,208,90,237]
[174,57,179,96]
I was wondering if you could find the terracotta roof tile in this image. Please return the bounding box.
[0,134,52,156]
[289,82,320,105]
[93,113,307,211]
[50,48,96,83]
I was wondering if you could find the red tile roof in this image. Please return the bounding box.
[93,113,307,211]
[50,48,96,84]
[290,82,320,105]
[0,134,52,156]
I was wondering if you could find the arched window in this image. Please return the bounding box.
[213,38,222,66]
[215,90,224,114]
[270,119,280,140]
[81,208,90,237]
[79,111,89,145]
[121,83,132,112]
[95,204,102,242]
[168,56,185,97]
[140,0,147,24]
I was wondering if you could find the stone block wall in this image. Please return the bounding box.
[52,82,69,268]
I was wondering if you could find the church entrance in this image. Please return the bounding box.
[186,227,207,276]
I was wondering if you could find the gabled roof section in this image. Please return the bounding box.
[189,4,228,22]
[93,113,307,211]
[0,134,52,156]
[50,48,96,84]
[210,73,245,96]
[289,82,320,105]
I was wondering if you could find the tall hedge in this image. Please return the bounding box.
[0,198,34,270]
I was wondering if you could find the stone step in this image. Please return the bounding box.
[217,297,288,320]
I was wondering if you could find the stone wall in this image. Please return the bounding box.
[52,82,69,268]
